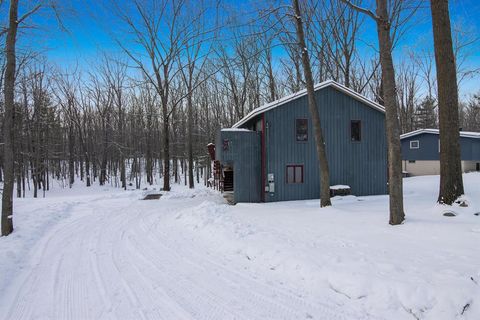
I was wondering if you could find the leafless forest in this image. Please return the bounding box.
[0,0,478,200]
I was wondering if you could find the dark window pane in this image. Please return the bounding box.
[296,119,308,141]
[351,120,361,142]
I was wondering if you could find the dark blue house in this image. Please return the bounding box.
[400,129,480,176]
[215,80,388,203]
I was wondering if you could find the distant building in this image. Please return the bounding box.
[400,129,480,176]
[213,80,388,203]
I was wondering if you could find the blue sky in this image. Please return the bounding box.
[12,0,480,98]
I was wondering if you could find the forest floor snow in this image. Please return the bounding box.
[0,173,480,319]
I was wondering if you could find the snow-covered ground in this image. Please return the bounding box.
[0,174,479,320]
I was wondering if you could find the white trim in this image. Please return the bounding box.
[232,80,385,128]
[220,128,252,132]
[410,140,420,149]
[401,128,480,139]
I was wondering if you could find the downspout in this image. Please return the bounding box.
[261,114,266,202]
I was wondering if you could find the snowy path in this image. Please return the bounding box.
[0,190,354,320]
[1,174,480,319]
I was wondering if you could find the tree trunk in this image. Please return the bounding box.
[163,117,171,191]
[430,0,464,204]
[85,155,91,187]
[120,159,126,190]
[375,0,405,225]
[68,126,75,187]
[1,0,18,236]
[187,93,194,189]
[292,0,331,207]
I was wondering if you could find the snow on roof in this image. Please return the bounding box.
[330,185,350,190]
[232,80,385,128]
[221,128,252,132]
[400,129,480,139]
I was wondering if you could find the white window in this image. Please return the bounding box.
[410,140,419,149]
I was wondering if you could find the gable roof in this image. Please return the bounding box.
[400,129,480,140]
[232,80,385,128]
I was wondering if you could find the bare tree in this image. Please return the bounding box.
[430,0,464,204]
[463,94,480,132]
[341,0,406,225]
[100,57,129,189]
[292,0,331,207]
[114,0,189,192]
[308,0,364,88]
[2,0,20,236]
[396,63,419,133]
[217,32,262,123]
[177,1,216,189]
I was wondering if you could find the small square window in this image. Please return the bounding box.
[286,165,304,184]
[351,120,361,142]
[296,119,308,141]
[408,160,416,163]
[410,140,419,149]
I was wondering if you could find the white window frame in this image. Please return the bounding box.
[410,140,420,149]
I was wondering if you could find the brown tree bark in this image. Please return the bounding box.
[68,126,75,187]
[430,0,464,204]
[187,92,194,189]
[1,0,19,236]
[375,0,405,225]
[341,0,405,224]
[162,114,171,191]
[292,0,332,207]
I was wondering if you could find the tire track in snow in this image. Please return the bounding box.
[3,203,93,320]
[135,208,352,320]
[1,192,360,320]
[2,198,132,319]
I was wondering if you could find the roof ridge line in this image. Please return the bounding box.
[232,80,385,128]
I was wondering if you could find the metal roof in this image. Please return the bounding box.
[232,80,385,128]
[400,129,480,139]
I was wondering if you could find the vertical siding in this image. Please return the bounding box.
[216,130,261,202]
[264,86,387,201]
[461,137,480,160]
[472,139,480,159]
[401,134,480,161]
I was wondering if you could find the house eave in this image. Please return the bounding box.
[232,80,385,128]
[400,129,480,140]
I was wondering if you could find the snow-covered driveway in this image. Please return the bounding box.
[0,188,353,320]
[1,174,480,319]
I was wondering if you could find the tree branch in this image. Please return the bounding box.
[339,0,378,21]
[17,4,42,25]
